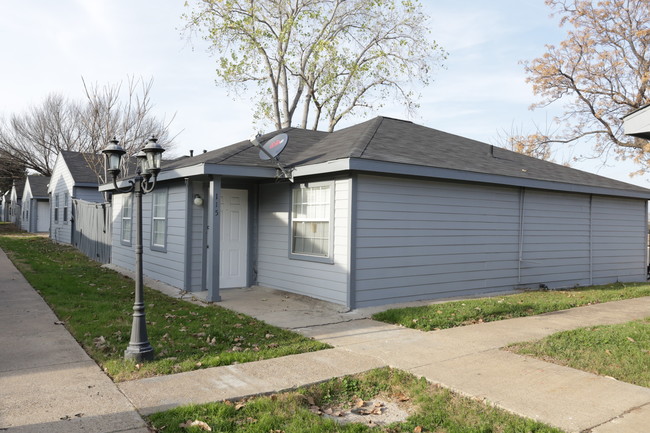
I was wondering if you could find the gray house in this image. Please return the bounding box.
[105,117,650,309]
[20,175,51,233]
[48,151,104,244]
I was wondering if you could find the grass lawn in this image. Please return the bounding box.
[508,318,650,388]
[372,283,650,331]
[147,368,565,433]
[0,224,328,381]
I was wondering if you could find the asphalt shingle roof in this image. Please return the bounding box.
[164,116,650,195]
[60,151,102,184]
[26,175,50,197]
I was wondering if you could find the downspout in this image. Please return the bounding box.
[643,200,650,279]
[346,175,358,310]
[183,178,192,292]
[589,195,593,285]
[517,188,526,284]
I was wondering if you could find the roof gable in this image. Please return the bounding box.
[26,175,50,197]
[60,151,102,185]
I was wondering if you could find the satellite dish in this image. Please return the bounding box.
[259,133,288,160]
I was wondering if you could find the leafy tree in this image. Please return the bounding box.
[184,0,446,131]
[517,0,650,170]
[0,77,175,181]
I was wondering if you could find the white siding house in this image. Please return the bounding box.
[20,175,51,233]
[48,151,104,244]
[8,179,25,226]
[103,117,650,309]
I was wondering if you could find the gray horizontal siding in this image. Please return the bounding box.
[256,180,350,305]
[519,190,591,288]
[591,196,646,283]
[354,175,521,307]
[353,174,648,308]
[111,182,188,290]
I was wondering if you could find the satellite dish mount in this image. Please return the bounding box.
[250,132,293,182]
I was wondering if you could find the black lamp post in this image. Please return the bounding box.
[102,136,165,362]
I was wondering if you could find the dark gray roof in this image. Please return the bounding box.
[60,151,102,185]
[26,175,50,197]
[163,116,650,196]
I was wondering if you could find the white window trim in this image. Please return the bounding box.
[121,194,133,246]
[63,192,69,224]
[289,181,335,264]
[54,194,59,223]
[150,189,168,252]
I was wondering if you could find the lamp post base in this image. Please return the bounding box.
[124,344,154,362]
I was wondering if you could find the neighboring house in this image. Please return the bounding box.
[9,179,25,226]
[0,190,8,222]
[20,175,51,233]
[623,104,650,139]
[104,117,650,309]
[48,151,104,244]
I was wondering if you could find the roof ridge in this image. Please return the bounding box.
[351,116,385,158]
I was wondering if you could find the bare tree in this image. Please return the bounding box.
[517,0,650,172]
[183,0,446,132]
[0,76,175,181]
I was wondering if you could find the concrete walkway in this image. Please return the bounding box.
[0,248,149,433]
[3,248,650,432]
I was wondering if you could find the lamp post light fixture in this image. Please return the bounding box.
[102,136,165,362]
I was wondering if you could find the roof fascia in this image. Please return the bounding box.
[350,159,650,200]
[99,163,278,191]
[293,158,650,200]
[159,163,277,180]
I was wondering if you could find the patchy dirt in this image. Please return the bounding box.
[312,395,415,427]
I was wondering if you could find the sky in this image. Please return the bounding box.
[1,0,647,188]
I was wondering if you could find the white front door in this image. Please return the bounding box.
[36,201,50,232]
[219,189,248,288]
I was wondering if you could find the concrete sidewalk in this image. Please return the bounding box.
[0,248,149,433]
[121,286,650,433]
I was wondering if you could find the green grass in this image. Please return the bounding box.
[0,225,328,381]
[372,283,650,331]
[508,318,650,388]
[147,368,565,433]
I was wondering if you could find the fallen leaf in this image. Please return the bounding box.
[307,396,316,405]
[413,426,423,433]
[394,392,410,402]
[179,419,212,431]
[605,349,612,355]
[235,402,246,410]
[627,337,636,343]
[354,398,365,408]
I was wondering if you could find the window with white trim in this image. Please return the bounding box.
[291,182,333,260]
[63,192,69,223]
[54,194,59,223]
[121,194,132,245]
[151,190,167,250]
